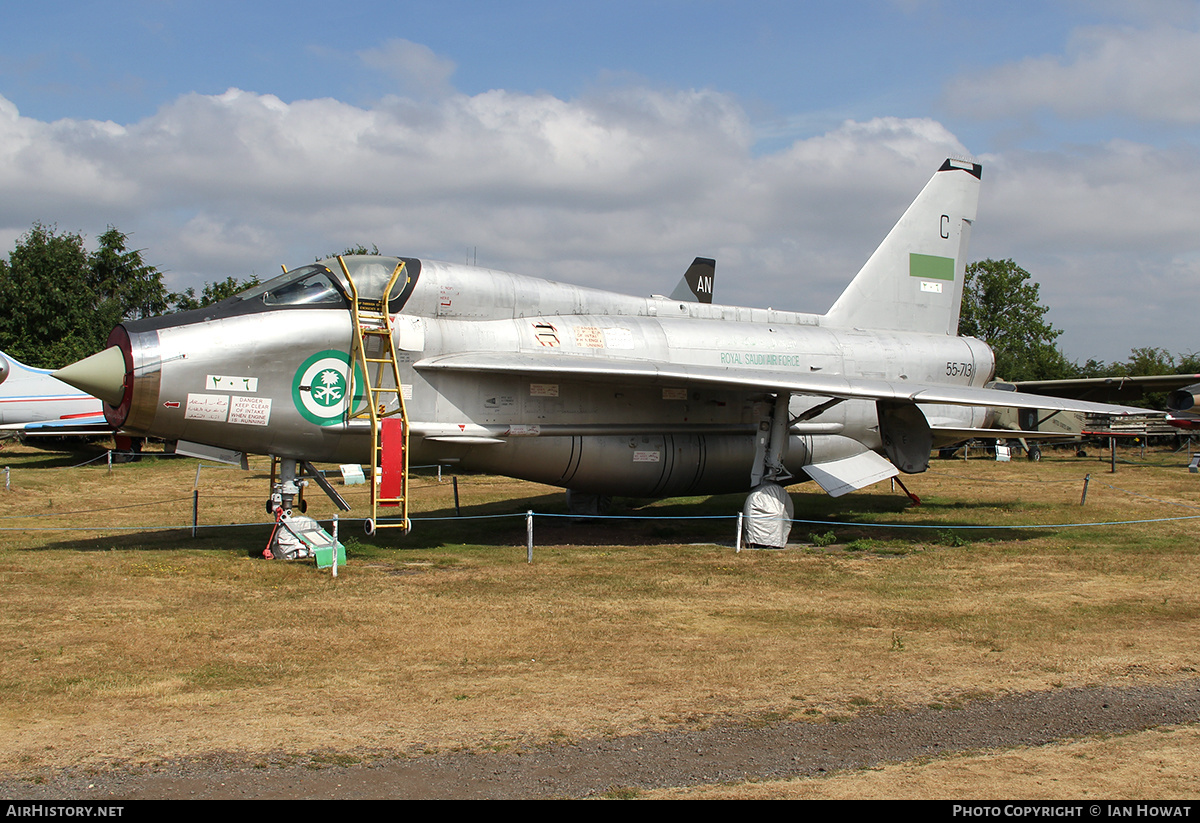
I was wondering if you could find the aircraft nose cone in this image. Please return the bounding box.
[53,346,127,406]
[0,353,9,386]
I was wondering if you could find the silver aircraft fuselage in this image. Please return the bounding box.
[103,258,993,496]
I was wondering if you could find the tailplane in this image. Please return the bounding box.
[823,158,981,336]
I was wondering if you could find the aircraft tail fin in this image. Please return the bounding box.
[822,159,981,336]
[669,257,716,303]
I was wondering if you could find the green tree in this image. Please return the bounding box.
[0,223,92,368]
[1074,357,1113,379]
[1111,348,1195,408]
[958,259,1072,382]
[168,275,261,312]
[88,227,168,323]
[322,244,380,259]
[1077,349,1200,379]
[0,224,166,369]
[1178,352,1200,374]
[1116,346,1175,377]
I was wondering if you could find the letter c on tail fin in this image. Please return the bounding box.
[823,158,982,336]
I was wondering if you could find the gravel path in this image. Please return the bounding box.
[4,678,1198,799]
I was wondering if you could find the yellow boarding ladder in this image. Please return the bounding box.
[340,256,411,535]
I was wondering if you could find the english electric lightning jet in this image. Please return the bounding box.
[53,159,1147,538]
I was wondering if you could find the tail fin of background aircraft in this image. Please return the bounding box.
[822,158,981,336]
[669,257,716,303]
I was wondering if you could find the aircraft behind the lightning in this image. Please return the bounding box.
[1166,382,1200,430]
[54,158,1150,542]
[0,350,108,436]
[985,373,1200,459]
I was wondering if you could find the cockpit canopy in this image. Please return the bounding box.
[123,255,422,334]
[239,264,346,307]
[239,256,421,311]
[324,256,416,307]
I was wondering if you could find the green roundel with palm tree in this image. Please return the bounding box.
[292,350,366,426]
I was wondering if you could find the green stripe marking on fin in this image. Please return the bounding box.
[909,253,955,281]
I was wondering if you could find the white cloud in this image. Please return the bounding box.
[947,24,1200,123]
[967,144,1200,362]
[978,142,1200,252]
[1,69,1199,362]
[1074,0,1199,26]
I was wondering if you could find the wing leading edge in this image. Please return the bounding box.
[1002,374,1200,403]
[415,352,1152,418]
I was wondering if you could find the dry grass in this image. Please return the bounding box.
[646,726,1200,799]
[1,438,1199,792]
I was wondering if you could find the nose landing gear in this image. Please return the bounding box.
[261,457,351,563]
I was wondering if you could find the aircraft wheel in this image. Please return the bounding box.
[1028,446,1042,462]
[298,499,307,513]
[364,518,376,536]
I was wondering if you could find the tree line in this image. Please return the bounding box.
[959,258,1199,382]
[0,223,258,369]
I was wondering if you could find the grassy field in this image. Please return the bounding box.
[1,437,1198,796]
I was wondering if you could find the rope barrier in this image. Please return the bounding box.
[0,496,193,518]
[6,454,1199,540]
[7,504,1200,536]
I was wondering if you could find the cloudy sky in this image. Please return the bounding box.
[2,0,1198,365]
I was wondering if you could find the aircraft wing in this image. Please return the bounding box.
[1000,374,1200,403]
[926,425,1135,443]
[415,352,1152,417]
[1,413,112,436]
